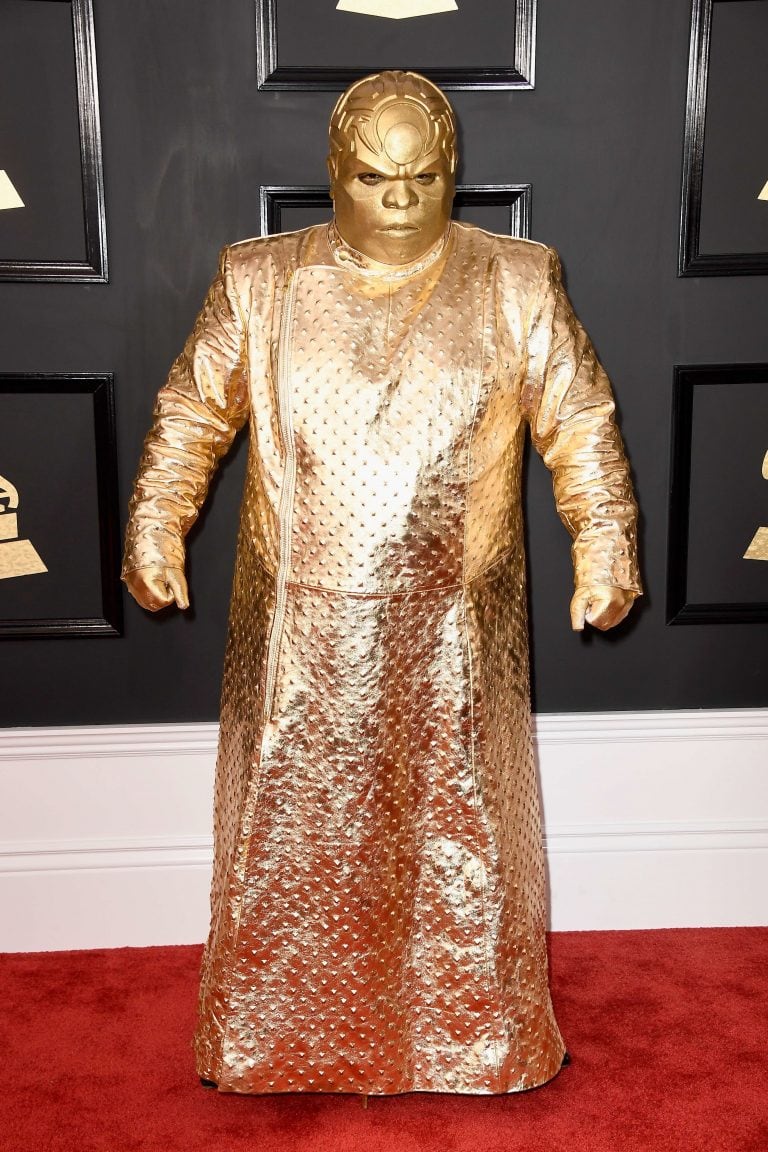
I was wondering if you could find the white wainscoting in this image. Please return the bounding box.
[1,710,766,951]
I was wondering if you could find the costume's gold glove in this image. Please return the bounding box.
[570,585,637,632]
[124,566,189,612]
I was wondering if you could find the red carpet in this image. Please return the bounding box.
[2,929,766,1151]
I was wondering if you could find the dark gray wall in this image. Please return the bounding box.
[1,0,765,726]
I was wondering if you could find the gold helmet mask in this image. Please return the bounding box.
[328,70,457,265]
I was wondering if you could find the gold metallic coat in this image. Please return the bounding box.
[123,222,641,1095]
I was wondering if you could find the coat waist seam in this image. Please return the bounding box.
[249,544,517,598]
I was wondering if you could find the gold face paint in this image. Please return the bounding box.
[328,71,456,265]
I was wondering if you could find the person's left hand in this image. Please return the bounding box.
[570,585,637,632]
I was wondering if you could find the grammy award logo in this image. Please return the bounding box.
[0,171,24,211]
[337,0,458,18]
[0,475,47,580]
[743,450,768,562]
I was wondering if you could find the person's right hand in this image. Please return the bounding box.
[124,566,189,612]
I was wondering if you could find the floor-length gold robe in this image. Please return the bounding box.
[123,222,640,1095]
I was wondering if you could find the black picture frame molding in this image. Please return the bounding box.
[0,374,122,638]
[678,0,768,277]
[259,183,532,239]
[255,0,537,91]
[0,0,108,283]
[667,363,768,624]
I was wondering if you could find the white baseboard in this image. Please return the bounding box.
[1,710,766,951]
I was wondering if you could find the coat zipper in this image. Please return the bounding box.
[263,271,299,722]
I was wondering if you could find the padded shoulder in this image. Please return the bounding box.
[225,224,327,277]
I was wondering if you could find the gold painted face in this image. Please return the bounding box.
[330,134,454,265]
[328,72,457,265]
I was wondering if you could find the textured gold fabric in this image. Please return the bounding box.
[123,222,640,1095]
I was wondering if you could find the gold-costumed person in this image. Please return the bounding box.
[123,71,641,1095]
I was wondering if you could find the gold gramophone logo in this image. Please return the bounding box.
[0,474,47,580]
[743,451,768,562]
[336,1,458,17]
[0,170,24,211]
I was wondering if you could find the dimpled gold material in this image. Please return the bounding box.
[123,220,640,1096]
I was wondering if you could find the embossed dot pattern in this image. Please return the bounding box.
[123,222,641,1096]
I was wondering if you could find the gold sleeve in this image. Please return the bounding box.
[521,246,641,594]
[122,248,249,576]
